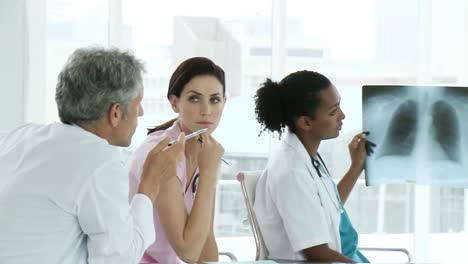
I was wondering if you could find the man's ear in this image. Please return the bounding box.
[169,95,179,113]
[296,115,313,132]
[108,103,122,127]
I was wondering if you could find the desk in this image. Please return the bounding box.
[272,260,354,263]
[271,260,438,264]
[206,261,350,264]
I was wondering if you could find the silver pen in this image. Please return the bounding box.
[167,127,231,166]
[167,128,208,146]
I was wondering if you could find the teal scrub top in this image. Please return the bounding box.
[315,153,369,263]
[338,201,370,263]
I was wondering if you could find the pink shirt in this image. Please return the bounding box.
[128,121,199,264]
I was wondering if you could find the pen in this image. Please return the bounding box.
[167,128,231,166]
[168,128,208,146]
[362,131,377,156]
[221,158,231,166]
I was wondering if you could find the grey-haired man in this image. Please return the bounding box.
[0,47,185,264]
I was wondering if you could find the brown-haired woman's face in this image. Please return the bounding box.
[170,75,226,134]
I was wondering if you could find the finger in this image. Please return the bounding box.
[150,136,171,154]
[172,132,186,153]
[363,131,370,136]
[203,133,215,147]
[202,132,210,141]
[165,132,185,154]
[169,136,185,163]
[353,133,366,144]
[358,136,367,148]
[179,132,186,143]
[349,136,360,147]
[349,141,359,150]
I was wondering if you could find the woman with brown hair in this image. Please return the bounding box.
[128,57,226,263]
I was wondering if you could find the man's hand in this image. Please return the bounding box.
[138,133,186,203]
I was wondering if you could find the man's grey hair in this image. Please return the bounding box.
[55,47,145,125]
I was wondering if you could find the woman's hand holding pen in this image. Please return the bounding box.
[197,133,224,187]
[184,132,203,160]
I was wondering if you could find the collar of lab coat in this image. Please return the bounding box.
[282,131,342,252]
[283,132,318,178]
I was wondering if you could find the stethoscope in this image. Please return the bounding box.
[309,154,344,214]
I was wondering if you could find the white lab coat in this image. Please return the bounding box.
[254,132,342,260]
[0,123,155,264]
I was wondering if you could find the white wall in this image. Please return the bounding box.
[0,0,26,131]
[0,0,47,132]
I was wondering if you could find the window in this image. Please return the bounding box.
[286,0,468,262]
[122,0,272,259]
[38,0,468,262]
[46,0,109,121]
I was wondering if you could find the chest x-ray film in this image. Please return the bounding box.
[362,85,468,187]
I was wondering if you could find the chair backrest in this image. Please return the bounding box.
[236,170,268,260]
[237,172,413,263]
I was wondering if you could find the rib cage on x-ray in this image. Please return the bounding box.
[362,85,468,187]
[379,100,460,162]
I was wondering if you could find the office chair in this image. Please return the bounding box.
[218,252,237,262]
[236,170,412,263]
[236,170,268,260]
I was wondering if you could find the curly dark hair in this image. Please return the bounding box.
[254,70,331,137]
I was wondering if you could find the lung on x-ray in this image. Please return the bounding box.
[362,85,468,187]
